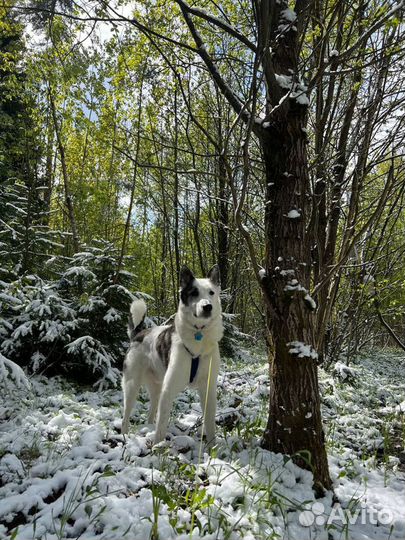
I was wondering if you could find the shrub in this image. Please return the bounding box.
[0,241,147,386]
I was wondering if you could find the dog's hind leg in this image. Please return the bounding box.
[122,352,145,435]
[122,377,142,435]
[145,375,162,424]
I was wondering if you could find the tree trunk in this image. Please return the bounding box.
[173,87,181,279]
[114,70,145,283]
[258,0,331,488]
[260,121,331,491]
[42,115,54,226]
[49,90,80,253]
[217,155,229,290]
[176,0,332,492]
[260,113,331,491]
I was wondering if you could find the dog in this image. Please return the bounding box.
[121,265,223,448]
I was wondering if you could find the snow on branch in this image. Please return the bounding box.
[0,353,30,390]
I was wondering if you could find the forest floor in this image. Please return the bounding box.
[0,350,404,540]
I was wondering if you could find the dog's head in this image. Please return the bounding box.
[179,265,221,322]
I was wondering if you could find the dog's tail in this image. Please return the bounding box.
[128,299,147,341]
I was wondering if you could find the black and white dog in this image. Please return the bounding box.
[122,265,223,448]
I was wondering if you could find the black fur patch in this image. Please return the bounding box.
[180,279,198,306]
[134,328,152,343]
[156,325,174,368]
[180,266,198,306]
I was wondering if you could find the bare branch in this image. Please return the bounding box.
[176,0,257,52]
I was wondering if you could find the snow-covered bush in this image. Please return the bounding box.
[0,242,144,386]
[333,361,358,383]
[0,178,65,278]
[0,352,30,390]
[0,275,78,372]
[66,336,120,389]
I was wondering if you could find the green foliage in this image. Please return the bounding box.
[1,0,405,377]
[0,178,59,276]
[0,5,41,182]
[0,242,145,385]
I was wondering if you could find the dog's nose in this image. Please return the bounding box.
[203,304,212,313]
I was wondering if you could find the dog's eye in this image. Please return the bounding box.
[191,288,199,297]
[209,290,215,296]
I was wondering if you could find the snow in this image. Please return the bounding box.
[287,209,301,219]
[363,273,375,284]
[278,9,297,33]
[0,353,30,389]
[288,341,319,359]
[103,307,121,323]
[280,8,297,23]
[274,74,310,106]
[304,293,317,310]
[396,400,405,412]
[284,280,308,294]
[0,293,22,305]
[275,73,292,89]
[0,352,404,539]
[280,269,295,276]
[62,266,96,281]
[295,92,310,105]
[66,335,97,353]
[333,361,357,380]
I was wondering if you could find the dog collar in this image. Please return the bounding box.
[183,344,200,383]
[193,324,205,341]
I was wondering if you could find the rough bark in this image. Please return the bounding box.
[260,118,331,491]
[258,0,332,491]
[173,88,181,280]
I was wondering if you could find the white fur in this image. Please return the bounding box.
[130,299,147,328]
[122,277,223,448]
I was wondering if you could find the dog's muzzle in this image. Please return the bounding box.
[196,299,213,318]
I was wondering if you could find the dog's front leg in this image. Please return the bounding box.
[198,349,220,449]
[154,350,188,445]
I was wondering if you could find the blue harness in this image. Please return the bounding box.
[190,356,200,383]
[184,344,200,383]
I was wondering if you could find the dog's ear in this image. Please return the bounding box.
[207,264,220,287]
[180,266,195,288]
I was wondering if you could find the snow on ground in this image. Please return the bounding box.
[0,351,404,539]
